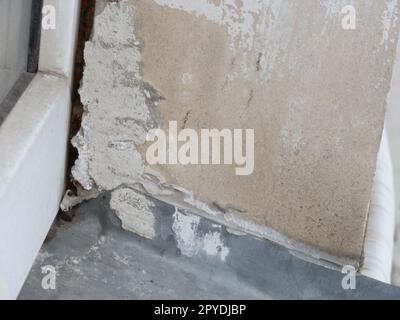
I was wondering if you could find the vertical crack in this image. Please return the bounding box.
[67,0,96,191]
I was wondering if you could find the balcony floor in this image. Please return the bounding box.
[19,193,400,300]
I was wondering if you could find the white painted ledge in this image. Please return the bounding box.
[0,0,80,299]
[0,73,70,299]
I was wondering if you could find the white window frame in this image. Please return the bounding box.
[0,0,80,299]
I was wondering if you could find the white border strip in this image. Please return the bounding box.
[361,129,396,283]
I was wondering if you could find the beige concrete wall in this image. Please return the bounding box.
[72,0,400,265]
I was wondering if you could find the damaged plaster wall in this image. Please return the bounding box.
[110,188,156,239]
[71,0,400,265]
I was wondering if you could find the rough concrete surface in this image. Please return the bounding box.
[71,0,400,265]
[20,195,400,300]
[110,188,156,239]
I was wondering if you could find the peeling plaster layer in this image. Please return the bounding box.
[73,0,400,264]
[172,209,230,261]
[110,188,156,239]
[72,0,167,195]
[153,0,270,50]
[153,0,297,77]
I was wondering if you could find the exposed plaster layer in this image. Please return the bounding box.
[72,0,400,264]
[110,188,156,239]
[152,0,297,78]
[172,209,230,261]
[72,0,164,192]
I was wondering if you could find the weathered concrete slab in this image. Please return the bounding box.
[71,0,400,265]
[20,195,400,300]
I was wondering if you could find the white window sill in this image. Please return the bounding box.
[0,0,80,299]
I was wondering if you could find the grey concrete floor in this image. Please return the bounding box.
[19,193,400,300]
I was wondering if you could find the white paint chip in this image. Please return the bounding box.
[172,209,230,261]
